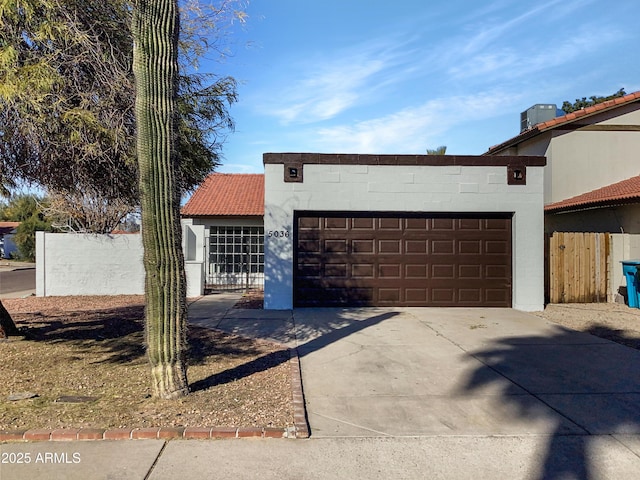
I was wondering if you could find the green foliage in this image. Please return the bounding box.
[427,146,447,155]
[0,194,54,261]
[561,88,627,114]
[0,0,239,202]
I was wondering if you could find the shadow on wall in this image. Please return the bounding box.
[263,202,295,309]
[459,326,640,480]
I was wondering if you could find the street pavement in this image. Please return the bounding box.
[0,262,36,299]
[2,295,640,479]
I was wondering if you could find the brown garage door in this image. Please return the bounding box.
[294,212,512,307]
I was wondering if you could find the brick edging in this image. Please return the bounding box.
[0,348,310,443]
[289,346,310,438]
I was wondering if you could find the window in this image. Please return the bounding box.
[208,226,264,274]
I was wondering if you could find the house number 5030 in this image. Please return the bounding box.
[268,230,290,238]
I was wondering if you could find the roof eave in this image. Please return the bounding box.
[545,197,640,214]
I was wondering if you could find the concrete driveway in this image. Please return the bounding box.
[293,306,640,439]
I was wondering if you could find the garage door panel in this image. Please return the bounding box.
[459,289,482,303]
[459,240,482,254]
[432,264,455,279]
[379,264,402,278]
[351,217,375,229]
[352,264,375,278]
[431,240,455,254]
[325,218,348,229]
[406,240,428,253]
[295,213,511,307]
[406,218,428,230]
[406,264,428,279]
[379,240,402,253]
[352,239,375,253]
[432,218,455,230]
[324,239,348,252]
[379,218,402,230]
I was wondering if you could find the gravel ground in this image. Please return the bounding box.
[533,302,640,350]
[1,295,293,431]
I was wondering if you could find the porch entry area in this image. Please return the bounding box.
[206,225,264,291]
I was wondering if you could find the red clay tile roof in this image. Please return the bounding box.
[0,221,20,235]
[181,173,264,217]
[545,175,640,213]
[486,90,640,154]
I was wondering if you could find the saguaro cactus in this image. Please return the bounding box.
[132,0,189,398]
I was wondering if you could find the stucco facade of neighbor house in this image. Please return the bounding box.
[485,90,640,210]
[180,173,265,293]
[263,153,546,312]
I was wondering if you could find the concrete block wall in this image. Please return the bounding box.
[36,232,145,296]
[36,227,206,298]
[264,155,546,312]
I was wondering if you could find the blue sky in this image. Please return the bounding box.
[208,0,640,173]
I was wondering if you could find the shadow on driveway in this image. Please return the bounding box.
[460,325,640,480]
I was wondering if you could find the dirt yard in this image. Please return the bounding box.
[534,302,640,350]
[1,295,293,431]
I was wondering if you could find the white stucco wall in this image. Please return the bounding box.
[264,161,545,312]
[36,232,145,296]
[36,227,206,297]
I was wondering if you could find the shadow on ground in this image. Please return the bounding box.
[15,304,268,366]
[460,325,640,480]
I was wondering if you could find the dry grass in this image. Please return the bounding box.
[1,296,293,431]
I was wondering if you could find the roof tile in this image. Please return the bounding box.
[487,90,640,154]
[181,174,264,217]
[545,175,640,213]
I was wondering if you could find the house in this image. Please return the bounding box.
[180,153,546,311]
[0,221,20,259]
[544,175,640,234]
[484,90,640,234]
[263,153,546,312]
[180,173,265,291]
[485,91,640,303]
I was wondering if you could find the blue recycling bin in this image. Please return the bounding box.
[621,260,640,308]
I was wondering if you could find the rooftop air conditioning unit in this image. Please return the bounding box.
[520,104,557,132]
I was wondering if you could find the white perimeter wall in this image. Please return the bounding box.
[36,228,205,298]
[264,163,545,312]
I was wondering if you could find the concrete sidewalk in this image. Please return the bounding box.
[2,435,640,479]
[3,300,640,479]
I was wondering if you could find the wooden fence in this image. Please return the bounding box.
[548,232,610,303]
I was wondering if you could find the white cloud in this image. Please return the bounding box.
[256,36,418,125]
[312,92,522,153]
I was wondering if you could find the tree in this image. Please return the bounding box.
[0,0,242,338]
[0,194,54,261]
[427,146,447,155]
[561,88,626,114]
[132,0,189,398]
[0,0,238,206]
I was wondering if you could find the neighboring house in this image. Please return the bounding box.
[544,175,640,234]
[485,90,640,234]
[485,91,640,304]
[0,221,20,259]
[181,173,265,289]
